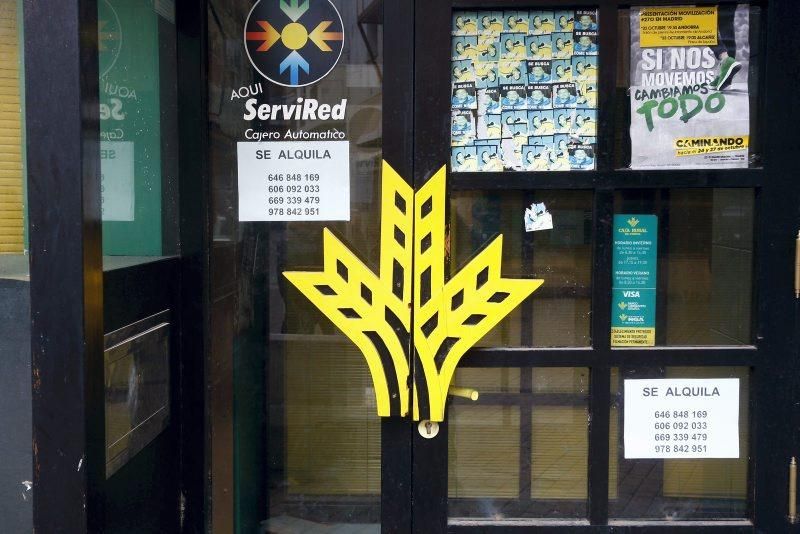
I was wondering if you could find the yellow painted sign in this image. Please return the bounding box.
[284,162,542,421]
[639,6,717,48]
[674,135,749,156]
[611,327,656,346]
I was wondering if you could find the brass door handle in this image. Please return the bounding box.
[448,386,479,401]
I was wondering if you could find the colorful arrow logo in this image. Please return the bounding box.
[280,50,310,85]
[308,20,343,52]
[244,0,345,87]
[280,0,309,21]
[246,20,281,52]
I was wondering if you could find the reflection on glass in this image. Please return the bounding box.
[615,189,754,346]
[99,0,178,256]
[449,368,521,503]
[0,4,31,531]
[450,191,592,347]
[610,367,749,519]
[207,1,383,531]
[284,340,381,495]
[0,0,24,256]
[449,367,588,518]
[104,319,170,478]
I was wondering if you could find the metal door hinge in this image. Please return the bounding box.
[789,457,797,523]
[794,231,800,298]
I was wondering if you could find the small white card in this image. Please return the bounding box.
[237,141,350,222]
[524,202,553,232]
[624,378,740,459]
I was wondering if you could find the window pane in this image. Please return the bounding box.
[610,366,749,519]
[99,0,178,257]
[613,189,754,346]
[206,1,383,531]
[449,367,589,519]
[617,6,762,169]
[0,0,24,255]
[0,1,31,530]
[451,8,600,172]
[451,190,592,347]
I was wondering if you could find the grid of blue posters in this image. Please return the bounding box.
[452,9,599,171]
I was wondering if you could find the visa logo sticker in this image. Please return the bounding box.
[623,290,640,297]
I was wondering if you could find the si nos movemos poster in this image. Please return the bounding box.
[629,5,751,169]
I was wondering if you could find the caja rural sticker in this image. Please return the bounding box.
[244,0,344,87]
[611,215,658,347]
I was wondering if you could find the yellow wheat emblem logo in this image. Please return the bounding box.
[284,162,542,421]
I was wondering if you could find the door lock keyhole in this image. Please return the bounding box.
[418,420,439,439]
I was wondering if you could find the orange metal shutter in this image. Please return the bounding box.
[0,0,23,254]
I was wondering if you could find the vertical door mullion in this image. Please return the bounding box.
[587,0,619,523]
[381,0,416,532]
[753,0,800,529]
[411,0,452,531]
[26,0,104,532]
[596,2,619,174]
[749,0,800,530]
[519,215,536,506]
[588,188,613,525]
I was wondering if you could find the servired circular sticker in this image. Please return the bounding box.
[244,0,344,88]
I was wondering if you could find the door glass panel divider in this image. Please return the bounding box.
[587,187,613,524]
[449,171,764,192]
[451,0,765,9]
[382,0,415,532]
[596,3,617,173]
[461,347,759,368]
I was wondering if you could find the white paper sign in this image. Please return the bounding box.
[524,202,553,232]
[100,141,135,222]
[624,378,740,459]
[237,141,350,221]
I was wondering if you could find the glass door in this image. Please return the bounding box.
[205,1,395,532]
[407,0,800,532]
[202,0,800,532]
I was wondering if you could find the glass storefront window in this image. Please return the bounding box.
[0,273,30,530]
[0,0,25,256]
[449,367,590,519]
[98,0,179,258]
[617,5,762,170]
[0,3,30,529]
[610,366,749,520]
[207,1,384,530]
[450,8,600,172]
[613,189,754,346]
[451,190,592,348]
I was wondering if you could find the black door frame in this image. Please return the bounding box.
[385,0,800,532]
[24,0,798,531]
[25,0,105,530]
[25,0,209,531]
[381,0,416,532]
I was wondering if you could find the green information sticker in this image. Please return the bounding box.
[611,214,657,347]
